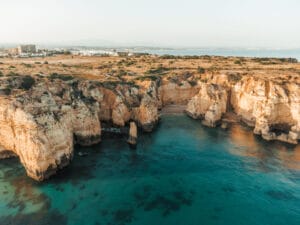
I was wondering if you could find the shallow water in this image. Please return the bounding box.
[0,115,300,225]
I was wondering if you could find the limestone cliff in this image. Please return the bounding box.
[0,72,299,181]
[231,77,300,144]
[185,76,300,145]
[0,76,164,180]
[127,121,138,146]
[159,79,200,105]
[0,78,102,180]
[186,82,228,127]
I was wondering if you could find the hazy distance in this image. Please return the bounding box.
[0,0,300,48]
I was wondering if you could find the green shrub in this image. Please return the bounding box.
[2,87,11,95]
[160,55,177,59]
[228,73,242,82]
[251,58,278,65]
[201,78,209,83]
[135,75,159,81]
[125,61,135,66]
[197,66,205,74]
[234,60,242,65]
[22,63,33,68]
[117,69,127,76]
[21,75,35,90]
[6,71,19,76]
[146,66,169,74]
[188,80,198,86]
[159,55,207,60]
[50,73,74,81]
[101,81,119,89]
[201,55,212,60]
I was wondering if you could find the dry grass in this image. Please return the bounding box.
[0,55,299,84]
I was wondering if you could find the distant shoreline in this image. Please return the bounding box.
[1,45,300,60]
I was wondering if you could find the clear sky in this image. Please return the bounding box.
[0,0,300,48]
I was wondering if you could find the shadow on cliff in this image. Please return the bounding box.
[44,145,103,186]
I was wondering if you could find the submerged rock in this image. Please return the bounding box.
[78,151,89,157]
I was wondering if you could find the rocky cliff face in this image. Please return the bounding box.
[186,82,228,127]
[231,77,300,144]
[0,72,299,181]
[159,79,200,105]
[185,76,300,144]
[127,121,138,146]
[0,78,103,180]
[0,76,165,180]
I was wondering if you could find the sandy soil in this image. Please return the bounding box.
[0,55,299,85]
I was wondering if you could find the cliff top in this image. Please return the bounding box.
[0,55,299,85]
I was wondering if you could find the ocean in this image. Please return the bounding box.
[0,115,299,225]
[138,48,300,60]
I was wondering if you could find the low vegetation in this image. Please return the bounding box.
[49,73,74,81]
[21,75,35,90]
[146,66,169,74]
[0,55,297,89]
[135,75,159,81]
[188,80,198,86]
[197,66,205,74]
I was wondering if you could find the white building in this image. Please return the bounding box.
[18,45,36,54]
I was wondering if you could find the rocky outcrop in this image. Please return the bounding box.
[185,76,300,144]
[159,80,200,105]
[186,83,228,127]
[0,78,103,180]
[231,77,300,144]
[0,72,299,181]
[0,77,164,180]
[132,80,160,131]
[0,97,74,180]
[127,121,138,146]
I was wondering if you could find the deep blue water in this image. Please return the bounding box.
[0,115,300,225]
[142,48,300,60]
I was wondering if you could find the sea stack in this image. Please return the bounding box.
[127,121,138,147]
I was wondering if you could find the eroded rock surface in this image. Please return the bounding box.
[186,76,300,144]
[0,76,193,180]
[0,69,299,180]
[186,83,228,127]
[127,121,138,146]
[231,77,300,144]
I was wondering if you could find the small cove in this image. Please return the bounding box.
[0,115,299,225]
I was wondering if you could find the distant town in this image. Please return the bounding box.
[0,44,150,58]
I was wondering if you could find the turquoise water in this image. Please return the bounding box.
[0,115,300,225]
